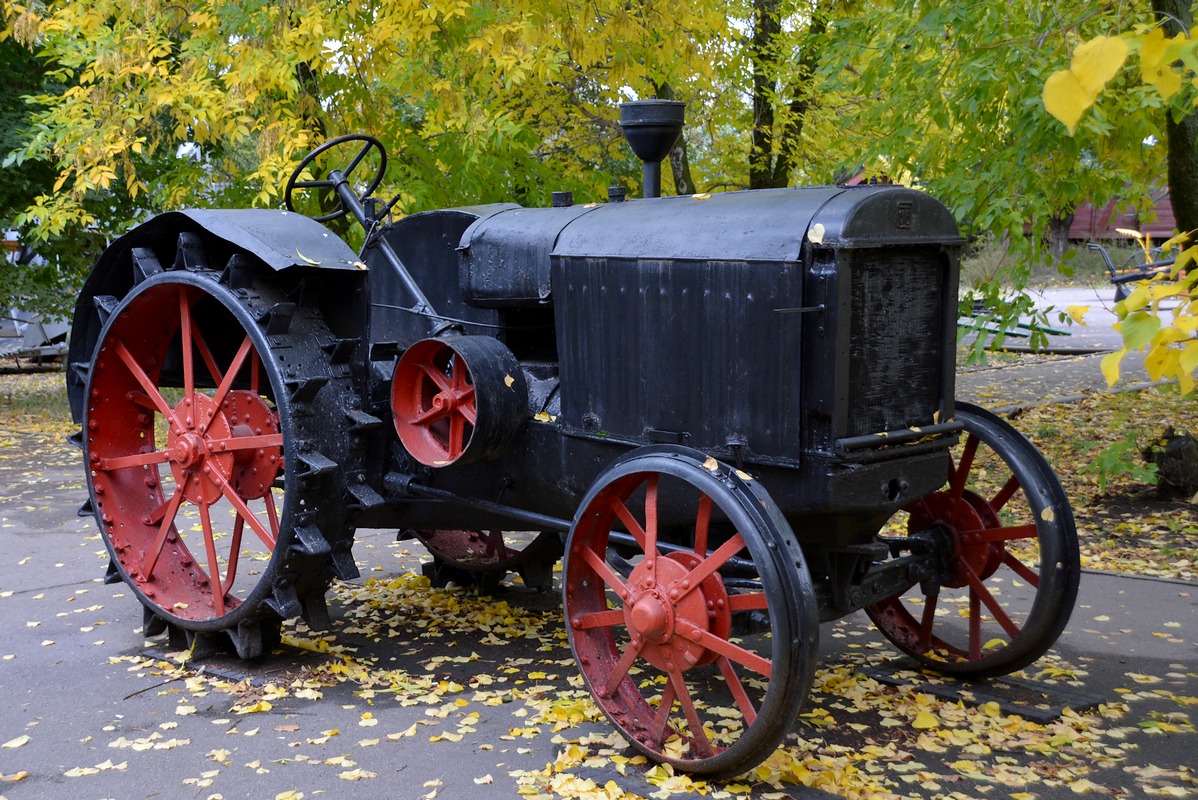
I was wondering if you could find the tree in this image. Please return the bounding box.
[1151,0,1198,233]
[0,33,100,318]
[824,2,1163,257]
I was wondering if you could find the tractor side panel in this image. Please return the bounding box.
[554,255,803,463]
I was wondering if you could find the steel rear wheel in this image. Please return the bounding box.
[867,402,1080,678]
[84,254,354,657]
[564,447,818,779]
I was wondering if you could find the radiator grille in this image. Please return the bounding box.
[846,249,947,437]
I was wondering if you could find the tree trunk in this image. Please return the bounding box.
[748,0,781,190]
[1047,208,1075,264]
[655,82,695,195]
[748,0,826,189]
[1153,0,1198,232]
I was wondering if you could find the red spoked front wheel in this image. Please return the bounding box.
[867,402,1080,678]
[564,446,817,779]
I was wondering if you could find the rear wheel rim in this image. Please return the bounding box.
[86,277,288,628]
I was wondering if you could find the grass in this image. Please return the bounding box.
[0,370,74,436]
[959,237,1147,290]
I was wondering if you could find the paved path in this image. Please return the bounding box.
[958,286,1159,409]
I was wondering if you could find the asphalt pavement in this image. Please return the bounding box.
[0,287,1194,800]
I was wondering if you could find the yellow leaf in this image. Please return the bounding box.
[1070,777,1104,794]
[1100,349,1124,387]
[1065,305,1089,325]
[339,768,378,780]
[474,774,494,784]
[2,735,31,749]
[1071,35,1129,94]
[295,248,320,266]
[1140,28,1184,100]
[912,711,939,730]
[1045,36,1129,132]
[1043,70,1093,133]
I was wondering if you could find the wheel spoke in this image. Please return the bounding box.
[600,637,644,698]
[677,619,771,678]
[991,474,1020,512]
[212,470,277,549]
[962,563,1021,639]
[573,609,626,630]
[447,413,466,460]
[726,592,768,612]
[673,532,744,600]
[410,401,452,426]
[115,341,183,431]
[918,592,939,651]
[249,348,261,394]
[179,288,195,398]
[963,523,1037,544]
[717,656,758,726]
[578,544,629,597]
[649,678,680,748]
[969,589,982,659]
[141,477,189,580]
[222,513,246,596]
[483,530,509,560]
[948,433,979,501]
[264,491,281,539]
[205,336,254,430]
[693,493,712,555]
[344,142,374,176]
[607,495,647,551]
[668,669,715,758]
[99,448,171,471]
[418,361,453,393]
[456,393,477,425]
[191,321,224,391]
[198,502,226,617]
[1002,550,1040,587]
[644,475,659,579]
[208,432,284,454]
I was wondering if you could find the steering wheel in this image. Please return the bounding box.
[285,134,387,223]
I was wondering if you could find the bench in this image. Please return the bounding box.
[1087,242,1176,303]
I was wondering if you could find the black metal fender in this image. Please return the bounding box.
[67,209,362,421]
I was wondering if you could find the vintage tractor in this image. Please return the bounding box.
[67,102,1080,778]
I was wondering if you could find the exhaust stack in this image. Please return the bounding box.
[619,100,685,199]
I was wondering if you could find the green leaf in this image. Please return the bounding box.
[1120,311,1161,351]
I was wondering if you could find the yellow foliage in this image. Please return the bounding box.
[1102,260,1198,394]
[1043,35,1128,133]
[1139,27,1185,100]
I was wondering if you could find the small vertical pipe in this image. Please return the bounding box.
[643,162,662,199]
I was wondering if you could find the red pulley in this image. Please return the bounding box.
[391,335,528,467]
